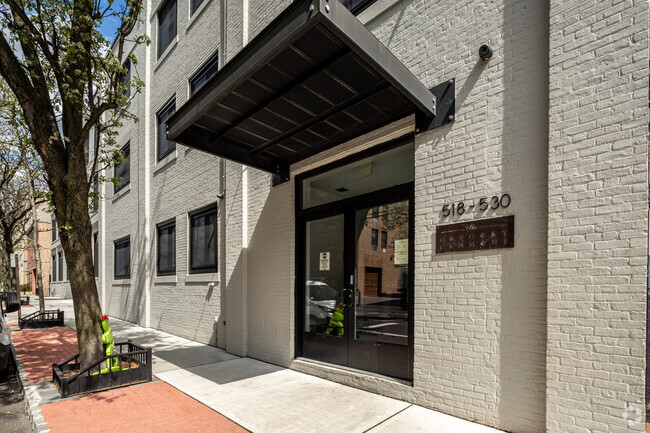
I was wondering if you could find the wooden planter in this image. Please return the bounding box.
[18,310,64,329]
[52,340,152,397]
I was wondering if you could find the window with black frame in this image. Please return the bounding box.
[338,0,376,15]
[114,236,130,278]
[114,142,130,193]
[52,254,57,281]
[58,251,63,281]
[157,220,176,275]
[190,0,204,15]
[92,174,99,212]
[371,228,378,251]
[189,204,217,274]
[52,218,57,242]
[119,60,131,98]
[157,98,176,161]
[93,232,99,278]
[157,0,177,58]
[190,51,219,95]
[94,124,100,153]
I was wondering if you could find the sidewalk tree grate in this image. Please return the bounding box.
[18,310,64,329]
[52,340,152,397]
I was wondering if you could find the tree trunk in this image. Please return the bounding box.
[54,187,104,370]
[13,259,20,319]
[24,163,45,312]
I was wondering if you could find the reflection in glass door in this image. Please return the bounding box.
[354,201,409,347]
[302,214,349,365]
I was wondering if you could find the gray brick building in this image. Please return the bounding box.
[54,0,649,431]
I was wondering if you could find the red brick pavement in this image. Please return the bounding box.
[11,326,78,382]
[41,381,248,433]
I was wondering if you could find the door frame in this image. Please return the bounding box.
[294,137,415,380]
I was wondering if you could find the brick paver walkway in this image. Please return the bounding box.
[41,381,248,433]
[11,326,78,382]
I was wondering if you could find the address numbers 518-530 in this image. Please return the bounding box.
[441,194,511,217]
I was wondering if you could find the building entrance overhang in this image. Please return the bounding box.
[167,0,454,184]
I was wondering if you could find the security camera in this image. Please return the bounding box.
[479,44,493,61]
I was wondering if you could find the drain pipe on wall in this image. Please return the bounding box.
[241,165,248,357]
[218,158,226,349]
[143,0,153,329]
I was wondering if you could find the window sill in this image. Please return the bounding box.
[185,273,218,284]
[154,150,177,174]
[155,37,179,73]
[112,184,132,202]
[187,0,212,33]
[154,275,177,284]
[112,279,131,286]
[357,0,400,25]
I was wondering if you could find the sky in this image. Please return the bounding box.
[98,0,127,42]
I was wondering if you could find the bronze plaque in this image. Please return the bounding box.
[436,215,514,254]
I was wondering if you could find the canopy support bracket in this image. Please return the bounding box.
[416,78,455,132]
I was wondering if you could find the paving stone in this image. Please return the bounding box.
[40,381,247,433]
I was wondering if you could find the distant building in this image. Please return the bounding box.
[16,203,52,296]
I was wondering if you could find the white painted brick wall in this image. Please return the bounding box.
[547,1,648,432]
[101,0,225,341]
[245,168,295,366]
[248,0,291,41]
[224,160,246,354]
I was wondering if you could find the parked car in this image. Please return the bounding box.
[306,281,339,332]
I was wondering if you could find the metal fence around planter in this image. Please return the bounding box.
[52,340,152,397]
[18,310,64,329]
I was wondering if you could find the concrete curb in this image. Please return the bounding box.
[10,342,51,433]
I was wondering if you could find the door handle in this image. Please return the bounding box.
[341,288,353,307]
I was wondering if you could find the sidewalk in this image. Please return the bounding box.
[7,298,503,433]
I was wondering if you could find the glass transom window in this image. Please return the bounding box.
[301,142,414,209]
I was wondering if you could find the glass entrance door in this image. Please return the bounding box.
[297,140,414,380]
[349,200,410,377]
[300,197,412,380]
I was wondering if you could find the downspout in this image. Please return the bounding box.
[218,0,228,350]
[144,0,153,328]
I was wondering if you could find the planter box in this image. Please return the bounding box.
[18,310,64,329]
[52,340,152,397]
[20,296,29,306]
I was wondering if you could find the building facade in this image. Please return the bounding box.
[16,204,52,296]
[56,1,649,431]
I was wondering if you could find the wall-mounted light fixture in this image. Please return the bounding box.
[479,44,493,61]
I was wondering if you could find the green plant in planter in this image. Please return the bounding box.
[20,284,31,294]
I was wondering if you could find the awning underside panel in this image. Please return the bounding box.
[168,0,445,180]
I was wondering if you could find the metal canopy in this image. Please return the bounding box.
[167,0,454,183]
